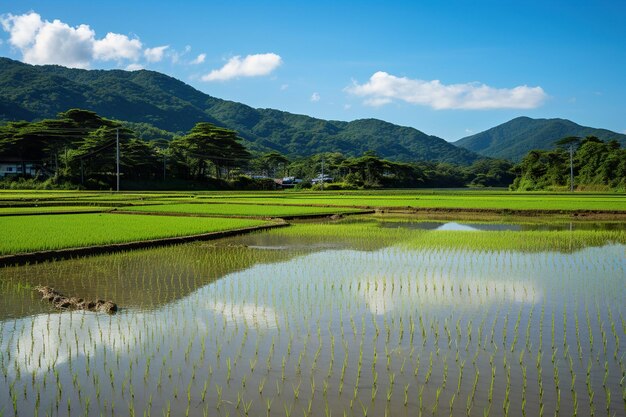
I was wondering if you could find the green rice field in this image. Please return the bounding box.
[197,192,626,211]
[1,189,625,212]
[121,202,366,217]
[0,191,624,417]
[0,213,268,255]
[0,206,110,216]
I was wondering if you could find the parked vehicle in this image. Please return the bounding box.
[279,176,303,188]
[311,175,333,184]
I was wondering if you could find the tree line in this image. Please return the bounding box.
[0,109,516,190]
[511,136,626,191]
[2,109,623,191]
[0,109,253,189]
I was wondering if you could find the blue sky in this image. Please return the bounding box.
[1,0,625,140]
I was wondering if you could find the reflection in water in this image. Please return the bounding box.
[1,295,280,378]
[0,235,624,417]
[435,222,481,231]
[360,278,541,315]
[210,301,278,329]
[380,220,626,231]
[0,243,299,321]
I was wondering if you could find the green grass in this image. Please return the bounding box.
[0,189,624,212]
[266,220,626,252]
[0,214,268,255]
[0,190,191,202]
[0,206,110,215]
[199,193,626,211]
[120,203,365,217]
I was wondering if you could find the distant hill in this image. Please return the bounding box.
[0,57,479,164]
[455,116,626,162]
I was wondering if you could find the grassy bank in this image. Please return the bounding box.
[266,219,626,252]
[0,213,268,255]
[120,202,366,217]
[0,189,625,213]
[199,192,626,212]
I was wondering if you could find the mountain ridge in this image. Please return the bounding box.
[454,116,626,161]
[0,57,479,164]
[3,57,624,164]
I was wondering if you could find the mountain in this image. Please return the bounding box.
[0,57,479,164]
[455,116,626,162]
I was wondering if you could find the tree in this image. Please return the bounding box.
[259,152,290,177]
[0,109,116,180]
[171,123,251,180]
[341,153,390,188]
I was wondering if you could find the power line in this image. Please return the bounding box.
[75,139,117,160]
[183,150,251,162]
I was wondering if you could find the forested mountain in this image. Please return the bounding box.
[0,57,478,164]
[455,116,626,162]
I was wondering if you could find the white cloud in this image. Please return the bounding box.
[344,104,352,110]
[345,71,547,110]
[144,45,169,63]
[0,11,170,69]
[310,92,320,102]
[202,53,282,81]
[94,32,142,61]
[125,63,143,71]
[1,12,43,48]
[280,84,289,91]
[190,53,206,65]
[3,12,96,68]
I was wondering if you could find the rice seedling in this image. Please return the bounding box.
[0,213,623,417]
[122,202,365,218]
[0,213,270,255]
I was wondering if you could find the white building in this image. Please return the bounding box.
[0,159,38,178]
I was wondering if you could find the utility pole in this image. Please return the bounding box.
[321,156,325,191]
[54,153,59,182]
[556,136,579,193]
[163,151,166,181]
[569,144,574,192]
[116,128,120,192]
[80,159,84,185]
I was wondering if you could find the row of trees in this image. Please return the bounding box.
[260,152,514,189]
[3,109,622,191]
[511,136,626,191]
[0,110,252,189]
[0,109,517,190]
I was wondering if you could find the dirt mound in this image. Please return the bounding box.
[35,286,118,314]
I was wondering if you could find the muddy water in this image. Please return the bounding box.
[0,223,624,417]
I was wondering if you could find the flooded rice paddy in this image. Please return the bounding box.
[0,218,624,417]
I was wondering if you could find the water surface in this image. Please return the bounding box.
[0,221,624,417]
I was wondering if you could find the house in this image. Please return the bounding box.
[0,158,39,178]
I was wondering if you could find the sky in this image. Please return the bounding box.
[1,0,625,141]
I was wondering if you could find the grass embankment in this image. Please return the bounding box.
[0,206,110,215]
[200,192,626,212]
[1,190,625,212]
[0,213,268,255]
[120,203,366,217]
[266,219,626,252]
